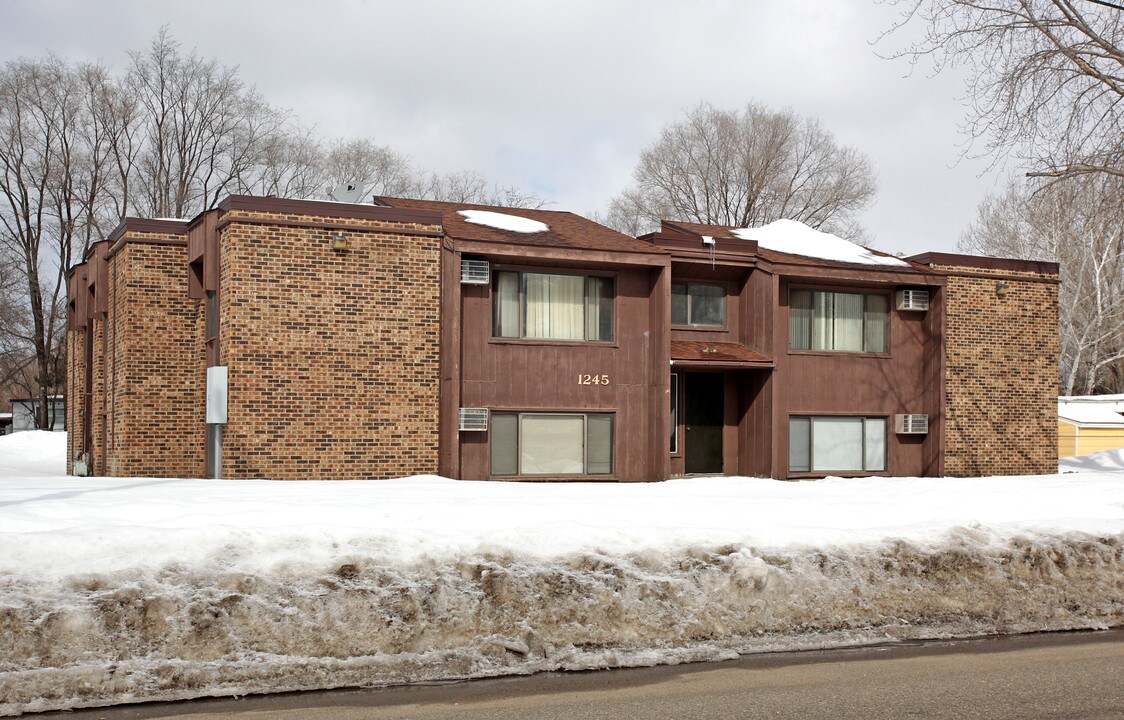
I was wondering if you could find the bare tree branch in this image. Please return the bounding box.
[881,0,1123,181]
[604,102,877,238]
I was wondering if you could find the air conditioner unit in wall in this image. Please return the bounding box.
[895,414,929,434]
[458,408,489,431]
[896,289,930,311]
[461,259,490,285]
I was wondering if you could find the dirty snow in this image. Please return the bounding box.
[1,431,1122,715]
[457,210,548,233]
[732,219,909,267]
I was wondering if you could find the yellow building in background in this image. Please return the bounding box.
[1058,395,1124,458]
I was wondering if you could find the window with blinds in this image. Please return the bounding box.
[493,271,614,342]
[789,416,887,473]
[491,412,614,476]
[789,290,888,353]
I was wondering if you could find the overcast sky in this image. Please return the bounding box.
[1,0,1013,256]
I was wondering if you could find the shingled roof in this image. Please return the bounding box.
[661,220,930,272]
[375,197,666,256]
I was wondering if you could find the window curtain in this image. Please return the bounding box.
[832,292,864,351]
[864,295,889,353]
[811,417,864,472]
[525,274,584,340]
[790,290,813,349]
[864,418,886,471]
[789,417,811,472]
[586,415,613,474]
[494,272,520,338]
[520,414,585,474]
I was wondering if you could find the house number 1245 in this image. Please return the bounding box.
[578,374,610,385]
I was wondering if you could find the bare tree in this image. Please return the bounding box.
[0,57,111,428]
[421,169,547,208]
[318,138,420,199]
[126,29,289,218]
[882,0,1123,182]
[238,127,326,199]
[960,174,1124,394]
[605,102,877,237]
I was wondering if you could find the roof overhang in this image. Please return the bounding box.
[670,340,774,369]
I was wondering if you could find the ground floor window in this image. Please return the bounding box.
[789,416,886,473]
[491,412,614,475]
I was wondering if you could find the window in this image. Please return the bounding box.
[493,271,614,341]
[670,373,678,453]
[491,412,614,475]
[789,290,888,353]
[789,416,886,473]
[671,282,725,327]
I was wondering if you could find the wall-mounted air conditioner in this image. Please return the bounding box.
[896,289,930,311]
[458,408,489,431]
[895,414,929,434]
[461,259,490,285]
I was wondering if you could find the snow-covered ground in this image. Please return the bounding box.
[1,432,1122,715]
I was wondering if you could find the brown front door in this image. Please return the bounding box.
[685,372,724,474]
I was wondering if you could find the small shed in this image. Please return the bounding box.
[1058,394,1124,458]
[9,395,66,432]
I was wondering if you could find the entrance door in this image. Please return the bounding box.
[685,372,724,474]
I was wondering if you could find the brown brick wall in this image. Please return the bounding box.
[102,239,204,477]
[939,267,1059,476]
[65,328,85,474]
[89,316,106,475]
[217,213,443,480]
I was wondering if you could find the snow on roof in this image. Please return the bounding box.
[731,219,909,267]
[1056,404,1119,426]
[1060,393,1124,403]
[1059,394,1124,425]
[457,209,548,234]
[153,217,190,222]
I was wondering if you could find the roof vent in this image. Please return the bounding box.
[458,408,489,431]
[895,414,929,434]
[896,289,930,311]
[461,259,490,285]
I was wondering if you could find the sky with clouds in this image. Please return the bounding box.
[0,0,1015,255]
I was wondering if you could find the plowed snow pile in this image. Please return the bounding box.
[1,432,1123,715]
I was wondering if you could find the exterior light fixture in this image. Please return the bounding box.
[331,233,348,251]
[996,281,1009,297]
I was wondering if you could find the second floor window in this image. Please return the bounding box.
[789,289,888,353]
[493,271,614,342]
[672,282,725,327]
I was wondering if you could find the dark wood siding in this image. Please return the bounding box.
[455,260,668,482]
[770,277,943,478]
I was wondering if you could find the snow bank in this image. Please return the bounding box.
[1060,447,1124,473]
[1,432,1122,715]
[732,220,909,267]
[457,210,548,233]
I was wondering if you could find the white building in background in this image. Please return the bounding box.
[10,395,65,432]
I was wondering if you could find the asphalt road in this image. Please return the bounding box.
[49,630,1124,720]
